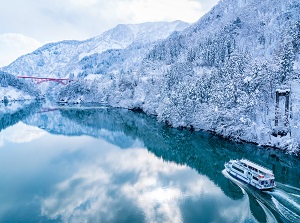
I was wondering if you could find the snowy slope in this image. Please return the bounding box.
[0,71,41,101]
[138,0,300,154]
[2,21,189,80]
[143,0,300,152]
[2,0,299,154]
[58,0,300,154]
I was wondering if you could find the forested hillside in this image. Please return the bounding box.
[2,0,300,154]
[0,71,41,101]
[59,0,300,154]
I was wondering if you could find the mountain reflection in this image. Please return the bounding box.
[58,107,300,188]
[0,101,41,132]
[0,106,299,222]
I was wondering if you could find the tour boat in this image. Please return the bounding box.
[224,159,275,190]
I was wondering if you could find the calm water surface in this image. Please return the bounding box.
[0,102,299,223]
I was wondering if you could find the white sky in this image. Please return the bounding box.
[0,0,219,67]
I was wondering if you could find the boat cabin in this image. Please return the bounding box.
[225,159,275,190]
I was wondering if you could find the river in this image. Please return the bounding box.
[0,102,299,222]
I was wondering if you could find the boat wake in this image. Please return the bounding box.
[265,186,300,223]
[222,169,300,223]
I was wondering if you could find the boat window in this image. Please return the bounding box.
[261,181,264,185]
[232,165,244,174]
[253,176,258,181]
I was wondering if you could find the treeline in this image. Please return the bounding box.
[0,71,41,98]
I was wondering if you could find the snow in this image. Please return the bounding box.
[0,71,41,102]
[2,21,189,80]
[0,86,34,101]
[1,0,300,155]
[243,76,252,83]
[276,89,290,93]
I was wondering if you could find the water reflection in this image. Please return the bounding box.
[58,108,300,186]
[0,122,46,147]
[42,149,210,222]
[0,100,41,132]
[0,105,299,222]
[40,146,259,223]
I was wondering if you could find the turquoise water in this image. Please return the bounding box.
[0,102,299,223]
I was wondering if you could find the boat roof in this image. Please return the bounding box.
[240,159,273,174]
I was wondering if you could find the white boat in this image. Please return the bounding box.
[224,159,275,190]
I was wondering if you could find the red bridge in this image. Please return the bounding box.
[17,76,74,85]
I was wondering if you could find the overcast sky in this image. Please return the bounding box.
[0,0,219,67]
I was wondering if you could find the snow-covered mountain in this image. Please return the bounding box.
[59,0,300,154]
[140,0,300,153]
[2,0,300,154]
[2,21,188,79]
